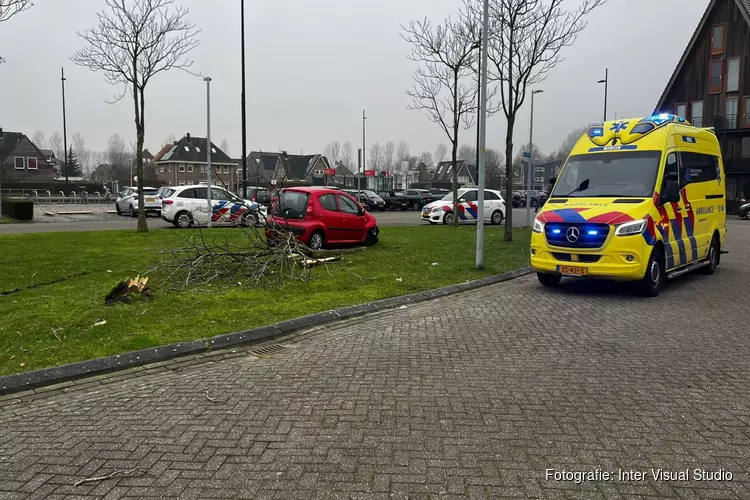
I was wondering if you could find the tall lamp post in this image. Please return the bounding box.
[598,68,608,122]
[61,67,68,184]
[361,110,366,193]
[473,30,482,187]
[240,0,248,199]
[525,89,543,228]
[475,0,490,269]
[205,76,213,228]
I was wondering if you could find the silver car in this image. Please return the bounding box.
[115,186,162,217]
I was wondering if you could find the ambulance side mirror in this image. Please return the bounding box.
[663,172,680,204]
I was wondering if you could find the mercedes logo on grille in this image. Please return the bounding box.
[566,227,580,243]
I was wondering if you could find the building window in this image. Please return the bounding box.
[187,165,193,172]
[211,148,217,154]
[223,166,229,174]
[179,180,186,186]
[742,137,750,158]
[711,24,724,55]
[26,157,37,170]
[744,96,750,127]
[184,146,190,152]
[14,157,25,169]
[709,60,723,93]
[200,165,205,173]
[168,165,172,172]
[726,97,738,129]
[196,146,201,153]
[691,101,704,127]
[726,57,740,93]
[159,165,165,173]
[179,165,185,172]
[676,103,687,118]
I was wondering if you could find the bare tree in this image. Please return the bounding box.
[324,141,341,165]
[73,0,200,233]
[106,132,131,181]
[0,0,31,63]
[434,143,448,163]
[220,139,230,157]
[383,141,396,172]
[49,132,64,161]
[31,130,45,149]
[368,142,383,171]
[513,142,544,182]
[475,0,605,240]
[486,148,504,168]
[555,124,592,161]
[396,141,410,162]
[458,144,477,162]
[402,13,480,225]
[71,132,92,174]
[165,134,177,145]
[341,141,353,168]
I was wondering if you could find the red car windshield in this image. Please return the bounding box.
[273,191,309,220]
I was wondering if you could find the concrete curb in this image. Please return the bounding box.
[0,267,533,395]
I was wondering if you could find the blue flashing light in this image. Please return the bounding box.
[589,127,604,137]
[552,228,561,234]
[587,230,598,236]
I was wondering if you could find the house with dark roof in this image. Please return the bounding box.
[431,160,477,188]
[0,128,57,183]
[244,151,333,185]
[153,134,236,188]
[654,0,750,207]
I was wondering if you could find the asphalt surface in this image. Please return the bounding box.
[0,222,748,498]
[0,208,537,234]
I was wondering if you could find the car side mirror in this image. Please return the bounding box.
[358,206,365,216]
[458,198,466,202]
[662,172,680,204]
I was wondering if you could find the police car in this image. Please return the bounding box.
[160,184,267,228]
[421,188,506,225]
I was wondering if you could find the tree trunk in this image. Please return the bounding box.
[134,84,147,233]
[504,116,515,242]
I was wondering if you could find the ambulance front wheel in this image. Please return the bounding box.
[537,273,561,287]
[637,247,665,297]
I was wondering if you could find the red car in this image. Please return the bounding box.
[265,187,380,250]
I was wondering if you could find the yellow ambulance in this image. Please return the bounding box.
[530,114,727,297]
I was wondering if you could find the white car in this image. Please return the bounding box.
[421,188,506,225]
[160,184,268,228]
[115,186,162,217]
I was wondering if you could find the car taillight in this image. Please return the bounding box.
[163,199,173,205]
[252,195,257,201]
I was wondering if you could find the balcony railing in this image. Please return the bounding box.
[713,114,742,132]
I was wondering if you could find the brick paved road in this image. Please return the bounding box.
[1,221,749,499]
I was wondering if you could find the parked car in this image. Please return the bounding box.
[377,191,409,211]
[401,189,435,210]
[115,186,162,217]
[421,188,506,225]
[511,191,524,207]
[245,186,272,206]
[160,184,267,228]
[343,189,386,211]
[738,198,750,219]
[515,190,547,207]
[429,188,450,198]
[265,187,379,250]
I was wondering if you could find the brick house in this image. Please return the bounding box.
[0,128,57,183]
[153,134,237,188]
[654,0,750,209]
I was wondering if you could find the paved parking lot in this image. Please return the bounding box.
[0,221,748,499]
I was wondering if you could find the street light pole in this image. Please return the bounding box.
[61,67,68,184]
[525,89,543,228]
[474,29,482,188]
[598,68,608,122]
[361,110,366,193]
[476,0,489,269]
[240,0,248,199]
[205,77,213,228]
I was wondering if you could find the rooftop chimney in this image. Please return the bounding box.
[186,133,191,142]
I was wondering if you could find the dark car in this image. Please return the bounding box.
[429,188,450,198]
[511,191,524,207]
[402,189,435,210]
[377,191,409,211]
[514,190,546,207]
[246,186,272,206]
[344,189,386,211]
[265,187,379,250]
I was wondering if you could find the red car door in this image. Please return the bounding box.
[316,193,343,243]
[337,193,367,242]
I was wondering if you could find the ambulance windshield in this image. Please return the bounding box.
[551,151,662,198]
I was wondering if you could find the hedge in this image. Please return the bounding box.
[1,198,34,221]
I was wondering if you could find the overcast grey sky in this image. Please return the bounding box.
[0,0,706,161]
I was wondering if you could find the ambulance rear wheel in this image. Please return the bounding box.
[637,248,665,297]
[537,273,561,287]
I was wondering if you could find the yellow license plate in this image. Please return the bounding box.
[146,198,155,202]
[422,212,429,217]
[557,265,588,276]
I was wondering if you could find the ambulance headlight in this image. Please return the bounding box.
[533,219,544,233]
[615,219,647,236]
